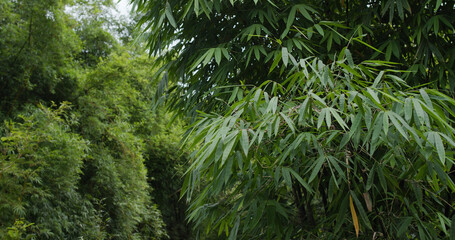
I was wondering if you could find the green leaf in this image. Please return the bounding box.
[203,48,215,65]
[325,107,331,129]
[280,112,295,134]
[308,156,324,183]
[438,212,449,235]
[286,7,296,30]
[366,163,376,191]
[349,113,363,138]
[450,214,455,240]
[282,47,289,67]
[404,98,412,122]
[297,4,313,21]
[412,98,426,125]
[366,87,382,107]
[329,108,348,130]
[420,89,433,109]
[165,2,177,28]
[298,97,310,125]
[318,108,327,129]
[350,191,372,229]
[371,113,383,143]
[377,165,387,192]
[412,182,423,208]
[221,48,230,59]
[241,129,249,156]
[228,216,240,240]
[397,217,413,237]
[269,52,282,73]
[215,48,222,65]
[314,24,324,36]
[372,71,384,88]
[222,131,238,163]
[345,49,354,66]
[327,156,346,181]
[338,63,362,78]
[388,112,409,140]
[288,168,313,193]
[282,167,292,189]
[267,97,278,114]
[435,0,443,12]
[383,111,389,135]
[429,132,445,164]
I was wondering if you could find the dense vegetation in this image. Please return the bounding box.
[0,0,189,239]
[134,0,455,239]
[3,0,455,239]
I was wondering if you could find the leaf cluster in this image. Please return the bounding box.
[182,50,455,239]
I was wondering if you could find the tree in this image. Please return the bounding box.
[0,103,102,239]
[0,0,82,116]
[1,1,181,238]
[134,0,455,239]
[70,0,122,67]
[0,51,171,240]
[75,51,169,239]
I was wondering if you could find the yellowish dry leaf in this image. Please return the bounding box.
[350,195,360,237]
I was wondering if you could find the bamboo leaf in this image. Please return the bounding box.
[372,71,384,88]
[318,108,327,129]
[222,131,238,162]
[428,132,445,164]
[165,2,177,28]
[314,24,324,36]
[349,195,360,237]
[366,163,376,191]
[286,6,296,30]
[383,111,389,135]
[282,167,292,189]
[267,97,278,114]
[282,47,289,67]
[308,156,324,183]
[241,129,249,156]
[450,214,455,240]
[288,168,313,193]
[280,112,295,134]
[221,48,230,59]
[388,112,409,140]
[215,48,222,65]
[366,88,381,107]
[397,217,413,237]
[420,89,433,109]
[269,52,282,73]
[362,193,372,212]
[329,108,348,130]
[404,98,412,122]
[412,98,426,125]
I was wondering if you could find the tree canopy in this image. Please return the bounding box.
[133,0,455,239]
[134,0,455,113]
[0,0,189,239]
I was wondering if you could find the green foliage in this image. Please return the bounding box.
[0,52,173,239]
[134,0,455,114]
[134,0,455,239]
[76,52,169,239]
[0,103,102,239]
[0,0,82,114]
[1,1,184,238]
[71,0,121,67]
[182,54,455,239]
[143,113,192,239]
[5,219,35,240]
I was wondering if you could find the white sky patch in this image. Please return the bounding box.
[114,0,132,17]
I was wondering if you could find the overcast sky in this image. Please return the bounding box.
[115,0,132,17]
